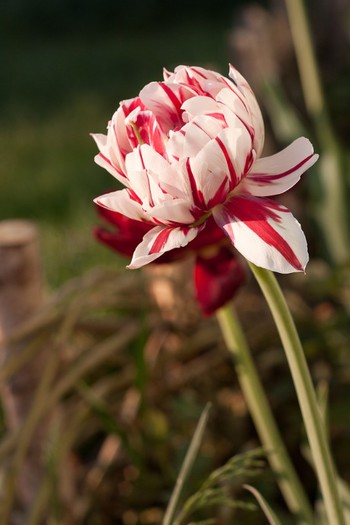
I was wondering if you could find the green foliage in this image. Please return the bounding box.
[174,449,264,525]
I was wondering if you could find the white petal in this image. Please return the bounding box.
[91,106,133,184]
[229,64,265,156]
[94,189,147,221]
[244,138,319,197]
[145,198,196,225]
[132,145,189,200]
[107,108,131,172]
[216,88,252,129]
[190,126,252,202]
[139,81,194,131]
[183,156,227,210]
[181,96,222,121]
[166,65,222,91]
[91,133,107,150]
[213,196,308,273]
[128,225,201,269]
[166,114,225,160]
[94,152,128,185]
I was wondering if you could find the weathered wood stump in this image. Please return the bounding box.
[0,220,47,514]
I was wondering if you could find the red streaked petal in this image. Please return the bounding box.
[189,127,250,206]
[213,196,308,273]
[94,152,128,184]
[139,81,195,131]
[228,64,265,156]
[166,114,225,160]
[94,188,147,222]
[145,197,197,225]
[244,138,319,196]
[127,225,202,269]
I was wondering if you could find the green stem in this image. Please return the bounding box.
[216,305,314,525]
[248,263,345,525]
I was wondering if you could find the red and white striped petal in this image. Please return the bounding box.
[216,88,255,146]
[114,102,135,155]
[183,155,227,210]
[229,65,265,156]
[127,144,188,201]
[243,138,319,197]
[190,126,252,203]
[125,148,167,209]
[168,66,235,99]
[181,96,224,123]
[127,225,201,269]
[145,198,198,225]
[216,88,252,126]
[94,188,147,222]
[91,102,142,184]
[92,133,129,185]
[109,105,137,171]
[166,114,225,160]
[166,65,219,84]
[213,195,308,273]
[139,81,195,132]
[125,108,166,154]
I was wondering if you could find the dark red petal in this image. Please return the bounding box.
[194,246,245,316]
[94,205,152,257]
[189,217,226,250]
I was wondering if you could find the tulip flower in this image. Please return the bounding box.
[93,65,318,274]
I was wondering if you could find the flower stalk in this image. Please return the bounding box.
[248,262,345,525]
[216,305,314,525]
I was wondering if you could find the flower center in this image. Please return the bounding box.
[190,210,212,228]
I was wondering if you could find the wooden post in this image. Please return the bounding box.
[0,220,47,511]
[145,257,201,330]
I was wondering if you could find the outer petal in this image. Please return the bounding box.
[92,131,129,184]
[229,64,265,156]
[243,138,319,197]
[128,225,202,269]
[94,189,148,222]
[213,195,309,273]
[216,88,255,145]
[92,101,143,184]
